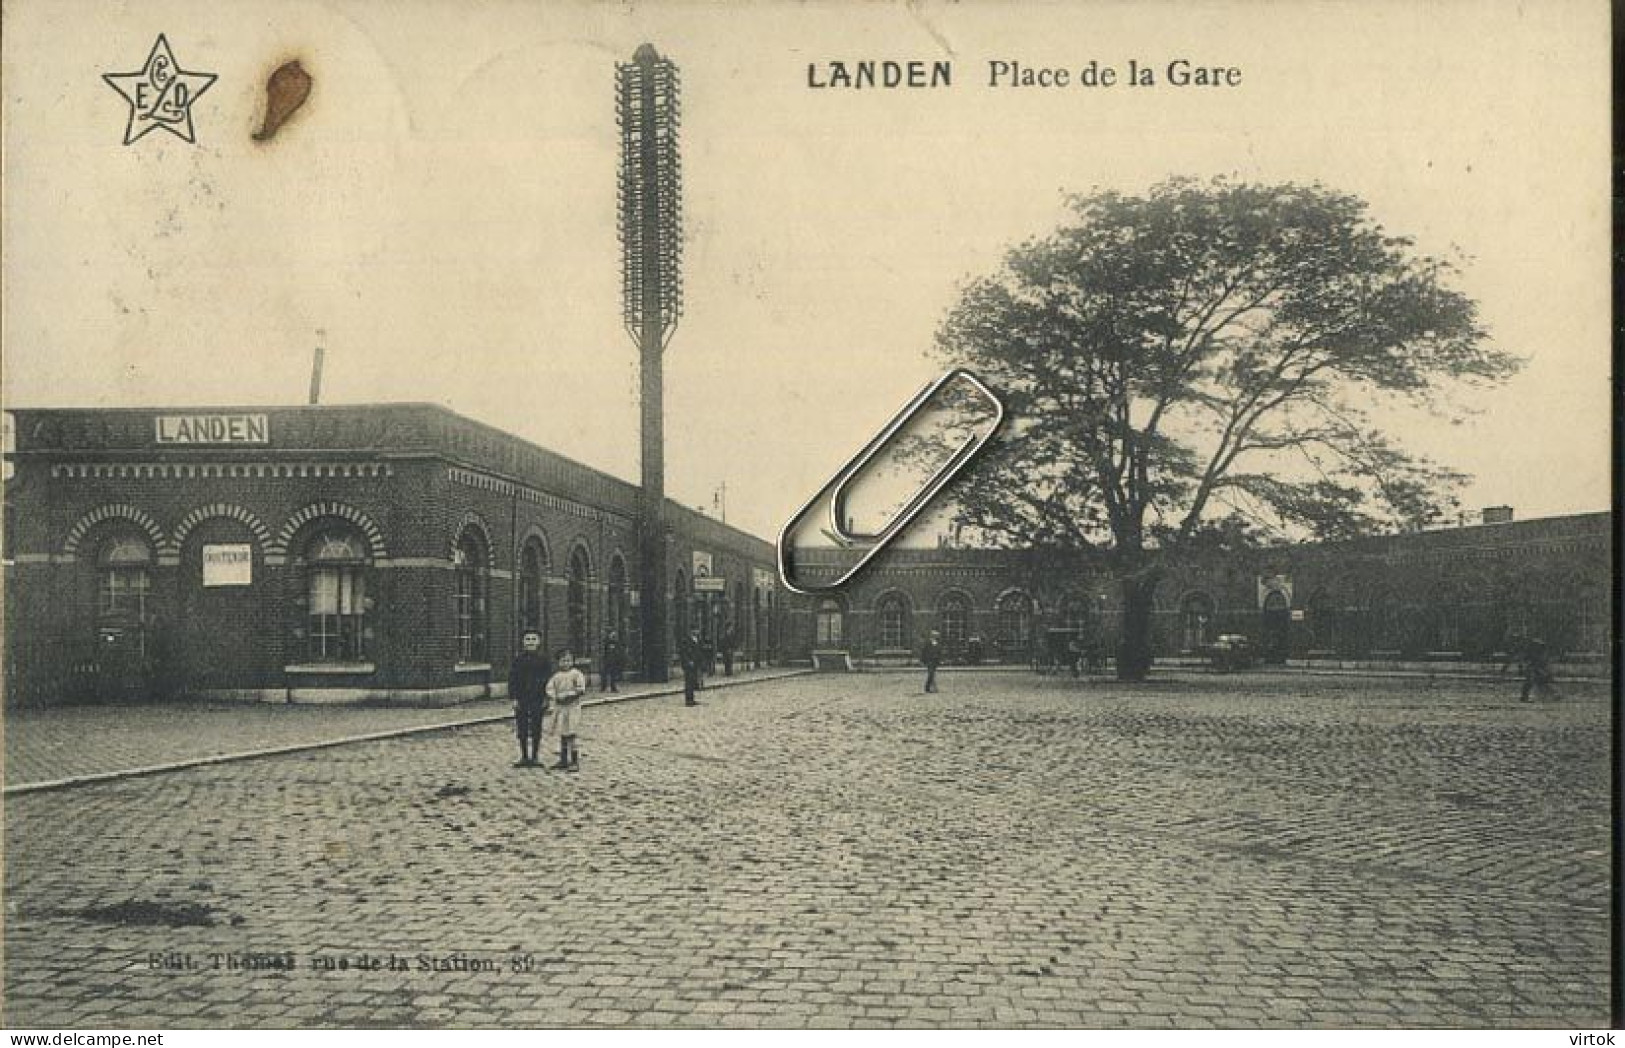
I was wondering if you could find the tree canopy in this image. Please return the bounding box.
[930,178,1518,677]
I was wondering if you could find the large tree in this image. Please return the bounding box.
[931,178,1518,680]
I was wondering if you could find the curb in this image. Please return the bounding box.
[3,669,813,797]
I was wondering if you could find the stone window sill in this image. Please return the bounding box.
[454,662,492,674]
[285,663,376,675]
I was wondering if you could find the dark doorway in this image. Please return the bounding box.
[1260,590,1291,664]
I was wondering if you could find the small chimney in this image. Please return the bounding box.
[308,328,326,405]
[1481,506,1514,525]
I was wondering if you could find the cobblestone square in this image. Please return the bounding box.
[3,671,1611,1028]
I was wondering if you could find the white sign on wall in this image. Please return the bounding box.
[691,550,713,578]
[202,544,253,586]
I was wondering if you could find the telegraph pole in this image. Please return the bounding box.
[617,44,683,682]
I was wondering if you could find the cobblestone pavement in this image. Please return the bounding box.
[3,672,1610,1029]
[3,668,796,788]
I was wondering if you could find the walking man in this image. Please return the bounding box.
[601,630,624,693]
[920,630,942,693]
[508,630,552,767]
[1503,634,1557,702]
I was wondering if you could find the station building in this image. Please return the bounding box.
[4,402,1609,705]
[783,510,1611,673]
[3,404,782,706]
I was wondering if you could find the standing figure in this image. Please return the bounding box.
[508,630,552,767]
[601,631,624,693]
[1066,635,1084,678]
[1503,635,1557,702]
[547,651,588,771]
[720,623,736,677]
[920,630,942,693]
[681,628,703,706]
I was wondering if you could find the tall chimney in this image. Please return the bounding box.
[617,45,683,682]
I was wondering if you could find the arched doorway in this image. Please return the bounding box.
[938,592,971,660]
[519,537,549,647]
[995,591,1034,663]
[86,529,157,701]
[815,598,844,648]
[1180,592,1215,652]
[1260,589,1290,664]
[567,546,591,658]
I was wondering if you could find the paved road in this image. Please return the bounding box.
[3,673,1610,1028]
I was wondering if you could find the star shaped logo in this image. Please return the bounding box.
[102,35,217,145]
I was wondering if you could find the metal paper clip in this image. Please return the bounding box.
[776,369,1004,594]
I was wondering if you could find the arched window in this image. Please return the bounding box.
[1059,594,1092,634]
[307,529,369,661]
[877,593,909,649]
[815,598,844,647]
[939,593,970,649]
[519,539,548,639]
[567,546,591,657]
[1180,593,1215,652]
[996,591,1034,656]
[96,533,153,655]
[453,531,488,662]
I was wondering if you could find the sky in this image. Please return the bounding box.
[2,0,1611,544]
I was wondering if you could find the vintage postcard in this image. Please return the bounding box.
[1,0,1612,1032]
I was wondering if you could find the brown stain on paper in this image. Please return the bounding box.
[252,60,313,142]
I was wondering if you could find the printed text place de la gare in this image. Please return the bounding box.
[807,59,1243,89]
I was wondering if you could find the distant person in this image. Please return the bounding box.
[681,628,704,707]
[1066,636,1084,678]
[546,651,588,771]
[720,624,736,677]
[508,630,552,767]
[920,630,942,693]
[600,631,624,693]
[1502,635,1557,702]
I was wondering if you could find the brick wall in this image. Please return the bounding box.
[779,514,1611,666]
[3,404,783,706]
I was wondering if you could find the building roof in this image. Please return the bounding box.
[5,402,775,559]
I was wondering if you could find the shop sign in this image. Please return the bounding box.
[202,544,253,586]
